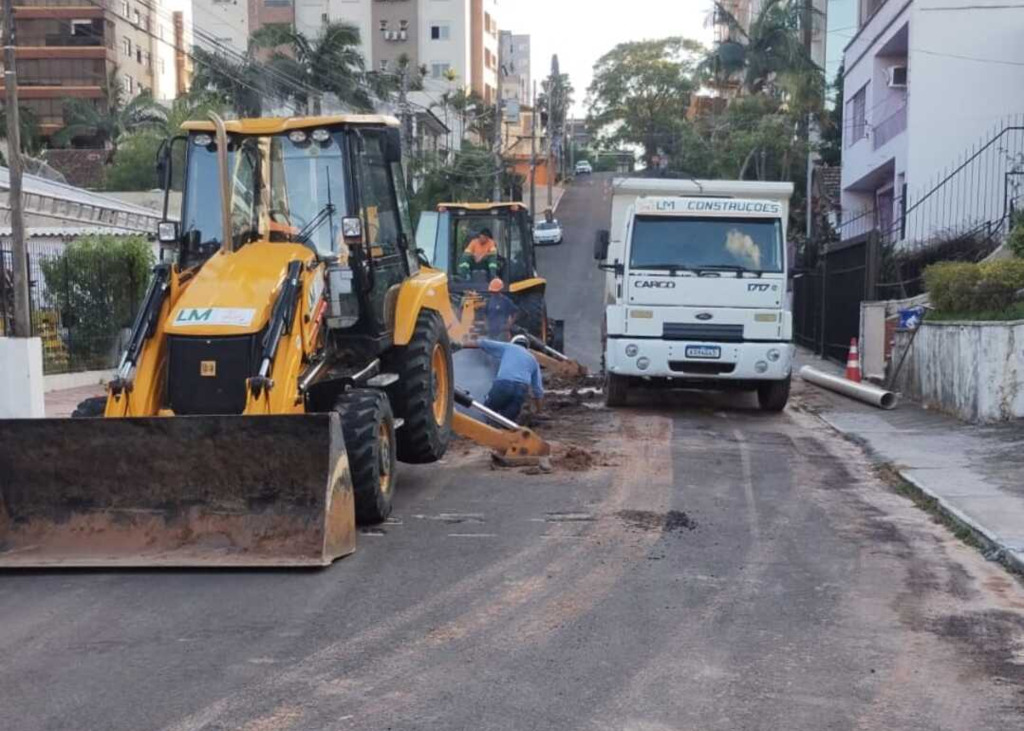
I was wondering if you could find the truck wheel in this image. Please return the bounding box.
[386,311,454,464]
[515,290,547,343]
[71,396,107,418]
[605,373,629,407]
[335,389,397,525]
[757,376,791,412]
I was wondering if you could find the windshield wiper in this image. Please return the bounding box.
[633,263,700,274]
[296,168,338,248]
[695,264,745,278]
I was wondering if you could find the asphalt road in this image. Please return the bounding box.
[3,176,1024,730]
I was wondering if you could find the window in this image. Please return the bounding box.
[264,0,292,6]
[321,12,329,24]
[121,0,129,16]
[70,19,92,37]
[133,9,140,25]
[143,51,151,68]
[629,216,783,273]
[848,85,867,146]
[122,74,134,94]
[380,59,389,71]
[430,24,450,40]
[399,19,409,31]
[159,58,166,74]
[430,62,451,79]
[136,47,142,64]
[122,37,132,56]
[356,132,401,255]
[379,20,388,31]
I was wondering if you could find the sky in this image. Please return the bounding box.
[500,0,858,114]
[500,0,715,117]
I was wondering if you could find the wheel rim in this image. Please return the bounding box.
[431,343,450,426]
[378,421,393,496]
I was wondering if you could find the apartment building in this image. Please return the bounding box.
[192,0,248,55]
[499,30,529,106]
[839,0,1024,241]
[0,0,189,141]
[248,0,296,40]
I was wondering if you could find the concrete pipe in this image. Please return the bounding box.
[799,366,898,410]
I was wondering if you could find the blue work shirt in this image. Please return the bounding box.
[485,294,518,338]
[478,339,544,398]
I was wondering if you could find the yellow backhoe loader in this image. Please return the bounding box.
[0,115,460,567]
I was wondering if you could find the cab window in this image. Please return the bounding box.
[356,131,401,256]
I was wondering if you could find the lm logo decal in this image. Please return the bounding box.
[174,307,256,327]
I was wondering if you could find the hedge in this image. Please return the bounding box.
[925,258,1024,316]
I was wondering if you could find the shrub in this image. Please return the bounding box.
[925,258,1024,316]
[1008,211,1024,259]
[40,235,154,369]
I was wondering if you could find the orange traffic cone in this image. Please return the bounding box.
[845,338,862,383]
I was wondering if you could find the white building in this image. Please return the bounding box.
[191,0,249,57]
[840,0,1024,242]
[499,31,530,106]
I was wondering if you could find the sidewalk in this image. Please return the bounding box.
[796,349,1024,572]
[45,383,104,418]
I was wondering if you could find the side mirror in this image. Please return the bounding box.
[383,127,403,164]
[594,229,610,261]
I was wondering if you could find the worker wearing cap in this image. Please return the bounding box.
[457,228,499,280]
[472,334,544,422]
[484,278,518,340]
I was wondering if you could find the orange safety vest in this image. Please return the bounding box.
[464,236,497,262]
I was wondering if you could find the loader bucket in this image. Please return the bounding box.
[0,414,356,568]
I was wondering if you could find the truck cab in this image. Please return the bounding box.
[598,191,795,411]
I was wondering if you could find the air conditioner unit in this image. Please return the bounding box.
[398,30,408,40]
[887,65,908,88]
[385,30,396,40]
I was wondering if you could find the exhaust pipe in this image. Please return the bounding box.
[209,112,233,253]
[799,366,898,410]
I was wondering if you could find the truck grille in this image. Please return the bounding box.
[662,323,744,343]
[669,361,737,375]
[167,335,258,415]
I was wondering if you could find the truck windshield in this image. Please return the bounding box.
[630,216,783,273]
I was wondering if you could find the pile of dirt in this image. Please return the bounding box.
[553,445,598,472]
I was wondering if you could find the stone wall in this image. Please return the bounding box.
[893,321,1024,423]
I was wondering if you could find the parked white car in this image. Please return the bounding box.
[533,219,563,245]
[575,161,593,175]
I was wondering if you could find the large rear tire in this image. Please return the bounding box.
[757,376,791,412]
[71,396,107,418]
[515,290,547,343]
[335,389,397,525]
[605,372,629,407]
[386,311,454,464]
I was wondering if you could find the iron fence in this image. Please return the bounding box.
[0,241,147,375]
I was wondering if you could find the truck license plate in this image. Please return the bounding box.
[684,345,721,360]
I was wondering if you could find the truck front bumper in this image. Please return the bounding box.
[606,338,794,381]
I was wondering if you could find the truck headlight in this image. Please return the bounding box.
[636,357,651,371]
[625,344,639,357]
[755,360,769,374]
[767,348,781,362]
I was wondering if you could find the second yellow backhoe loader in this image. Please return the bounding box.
[0,115,460,567]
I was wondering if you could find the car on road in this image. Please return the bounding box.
[575,161,593,175]
[533,219,563,245]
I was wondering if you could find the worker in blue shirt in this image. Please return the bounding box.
[469,335,544,422]
[484,278,518,340]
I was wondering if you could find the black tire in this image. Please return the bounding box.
[335,389,397,525]
[515,289,547,343]
[71,396,107,418]
[385,311,454,464]
[605,372,629,407]
[550,319,565,354]
[757,376,791,412]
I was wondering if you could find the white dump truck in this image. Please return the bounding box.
[595,178,795,411]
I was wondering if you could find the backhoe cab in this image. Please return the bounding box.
[416,202,564,352]
[0,114,458,567]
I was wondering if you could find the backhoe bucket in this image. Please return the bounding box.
[0,414,356,568]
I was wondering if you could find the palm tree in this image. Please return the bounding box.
[251,21,374,113]
[0,105,43,158]
[191,46,267,117]
[53,69,166,153]
[704,0,821,96]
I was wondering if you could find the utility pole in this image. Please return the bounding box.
[398,63,413,167]
[803,0,817,243]
[492,57,503,202]
[529,80,537,216]
[3,0,30,338]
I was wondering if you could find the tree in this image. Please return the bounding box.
[704,0,821,96]
[40,235,154,369]
[191,46,267,117]
[818,62,844,167]
[54,70,167,154]
[251,21,374,113]
[103,132,162,190]
[587,37,702,167]
[539,55,574,178]
[0,105,43,158]
[412,142,519,214]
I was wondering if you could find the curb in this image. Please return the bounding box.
[816,412,1024,576]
